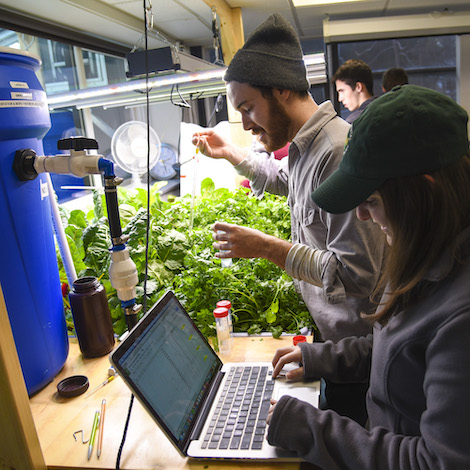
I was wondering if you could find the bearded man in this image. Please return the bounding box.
[193,13,386,425]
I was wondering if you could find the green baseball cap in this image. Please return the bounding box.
[311,85,469,214]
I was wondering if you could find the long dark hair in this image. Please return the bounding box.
[368,153,470,323]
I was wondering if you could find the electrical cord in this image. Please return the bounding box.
[206,94,224,127]
[115,394,134,470]
[115,1,152,468]
[170,83,191,108]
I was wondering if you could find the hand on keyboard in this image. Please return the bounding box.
[266,398,277,425]
[271,346,304,380]
[202,366,275,451]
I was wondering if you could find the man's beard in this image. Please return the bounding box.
[255,95,292,153]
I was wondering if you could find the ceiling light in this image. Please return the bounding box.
[293,0,367,6]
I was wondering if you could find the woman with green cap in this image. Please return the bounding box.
[266,84,470,469]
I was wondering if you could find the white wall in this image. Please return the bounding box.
[130,102,182,152]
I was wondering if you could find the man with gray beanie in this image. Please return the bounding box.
[193,13,386,424]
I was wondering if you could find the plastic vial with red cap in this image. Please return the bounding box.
[213,306,232,355]
[217,230,233,268]
[216,300,233,344]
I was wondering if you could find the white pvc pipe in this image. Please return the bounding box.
[46,173,77,285]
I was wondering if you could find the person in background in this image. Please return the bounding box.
[240,142,289,189]
[193,13,386,425]
[267,84,470,470]
[332,59,375,123]
[382,67,409,92]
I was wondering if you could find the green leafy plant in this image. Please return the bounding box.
[58,178,314,340]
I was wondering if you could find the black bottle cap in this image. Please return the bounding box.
[57,375,89,398]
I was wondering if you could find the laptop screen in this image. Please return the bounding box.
[111,291,222,451]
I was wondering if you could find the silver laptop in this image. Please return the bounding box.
[110,290,319,461]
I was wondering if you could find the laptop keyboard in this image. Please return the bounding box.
[201,365,275,451]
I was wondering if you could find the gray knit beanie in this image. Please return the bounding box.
[224,13,309,91]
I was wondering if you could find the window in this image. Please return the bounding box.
[0,28,128,201]
[0,28,127,94]
[335,35,457,119]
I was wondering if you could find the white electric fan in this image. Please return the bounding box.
[111,121,161,187]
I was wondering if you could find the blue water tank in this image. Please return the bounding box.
[0,47,68,395]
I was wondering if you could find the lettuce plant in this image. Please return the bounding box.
[58,178,314,339]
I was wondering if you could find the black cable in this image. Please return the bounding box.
[115,394,134,470]
[115,2,151,468]
[170,83,191,108]
[206,94,224,127]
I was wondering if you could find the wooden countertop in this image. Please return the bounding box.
[30,335,309,470]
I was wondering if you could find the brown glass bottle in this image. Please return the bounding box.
[69,276,115,357]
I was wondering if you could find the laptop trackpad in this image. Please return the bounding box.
[276,381,320,407]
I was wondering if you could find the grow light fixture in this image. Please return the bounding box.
[47,68,226,110]
[47,53,326,110]
[126,47,219,78]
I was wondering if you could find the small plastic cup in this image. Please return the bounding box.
[293,335,307,346]
[293,335,307,367]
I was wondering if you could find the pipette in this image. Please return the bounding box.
[189,145,199,234]
[86,367,119,397]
